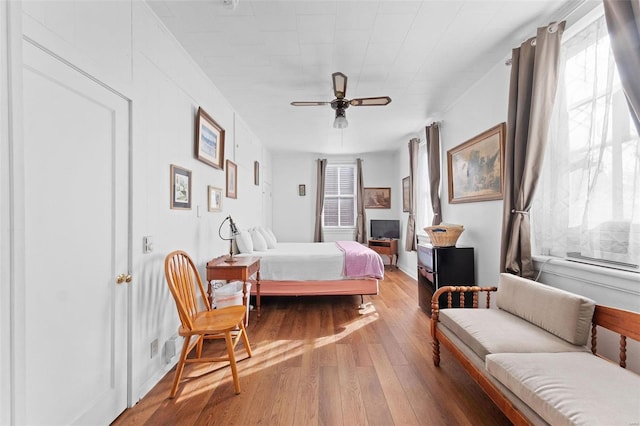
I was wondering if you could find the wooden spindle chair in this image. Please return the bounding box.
[164,250,252,398]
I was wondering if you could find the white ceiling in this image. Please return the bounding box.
[148,0,582,154]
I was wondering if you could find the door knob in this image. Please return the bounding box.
[116,274,126,284]
[125,274,132,283]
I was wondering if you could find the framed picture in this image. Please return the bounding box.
[298,184,306,196]
[402,176,411,212]
[208,186,222,212]
[195,107,225,169]
[226,160,237,199]
[447,123,505,204]
[254,161,259,186]
[170,164,191,210]
[364,187,391,209]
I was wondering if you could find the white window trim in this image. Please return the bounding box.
[322,163,357,229]
[533,255,640,311]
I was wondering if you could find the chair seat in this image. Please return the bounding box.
[178,305,247,336]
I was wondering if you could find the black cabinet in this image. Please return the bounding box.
[417,244,475,315]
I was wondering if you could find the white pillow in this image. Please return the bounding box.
[235,230,254,253]
[265,227,277,243]
[250,228,268,251]
[257,226,277,249]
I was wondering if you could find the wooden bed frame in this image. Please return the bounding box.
[430,286,640,426]
[249,278,379,315]
[250,278,379,297]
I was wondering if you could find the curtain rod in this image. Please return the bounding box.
[505,0,586,66]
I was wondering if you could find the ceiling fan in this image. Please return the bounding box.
[290,72,392,129]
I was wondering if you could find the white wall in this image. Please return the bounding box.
[271,151,401,254]
[271,152,317,242]
[2,1,271,420]
[436,60,511,288]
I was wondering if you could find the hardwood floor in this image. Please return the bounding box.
[112,268,511,426]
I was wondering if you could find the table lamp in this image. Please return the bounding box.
[218,215,240,263]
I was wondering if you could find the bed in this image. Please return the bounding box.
[235,240,383,311]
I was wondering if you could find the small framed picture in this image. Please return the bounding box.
[170,164,192,210]
[364,187,391,209]
[298,184,306,196]
[402,176,410,212]
[254,161,260,186]
[195,107,225,169]
[208,186,222,212]
[226,160,237,199]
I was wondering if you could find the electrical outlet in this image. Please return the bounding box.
[165,336,179,364]
[150,339,159,358]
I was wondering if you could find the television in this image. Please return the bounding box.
[370,219,400,239]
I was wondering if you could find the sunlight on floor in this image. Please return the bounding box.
[170,301,381,402]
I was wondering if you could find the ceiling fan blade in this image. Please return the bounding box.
[290,101,330,106]
[350,96,392,106]
[332,72,347,99]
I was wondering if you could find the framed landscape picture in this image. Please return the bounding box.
[447,123,505,203]
[195,107,225,169]
[170,164,191,210]
[364,187,391,209]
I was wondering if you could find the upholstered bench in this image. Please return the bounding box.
[430,273,640,425]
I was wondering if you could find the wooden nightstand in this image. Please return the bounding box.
[206,256,261,321]
[368,239,398,269]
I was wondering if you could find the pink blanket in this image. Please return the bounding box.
[335,241,385,279]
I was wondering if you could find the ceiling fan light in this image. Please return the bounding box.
[333,110,348,129]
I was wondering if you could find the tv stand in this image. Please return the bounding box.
[368,239,398,269]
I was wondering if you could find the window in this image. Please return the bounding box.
[323,164,356,227]
[532,8,640,270]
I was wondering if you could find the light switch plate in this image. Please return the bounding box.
[143,236,153,253]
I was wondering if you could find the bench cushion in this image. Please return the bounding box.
[486,352,640,426]
[438,309,589,359]
[496,273,595,345]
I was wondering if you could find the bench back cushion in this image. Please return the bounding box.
[496,273,595,346]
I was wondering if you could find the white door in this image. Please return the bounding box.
[21,41,129,425]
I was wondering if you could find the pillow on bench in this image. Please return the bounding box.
[438,309,590,359]
[486,352,640,426]
[496,273,595,346]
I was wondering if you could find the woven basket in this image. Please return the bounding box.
[424,224,464,247]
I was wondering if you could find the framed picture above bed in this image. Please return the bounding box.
[208,186,222,212]
[364,187,391,209]
[254,161,259,186]
[195,107,225,169]
[170,164,191,210]
[226,160,237,199]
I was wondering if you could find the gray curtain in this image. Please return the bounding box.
[355,158,367,243]
[426,123,443,225]
[500,21,565,278]
[604,0,640,135]
[313,158,327,242]
[405,138,420,251]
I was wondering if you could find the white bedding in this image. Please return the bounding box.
[236,242,346,281]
